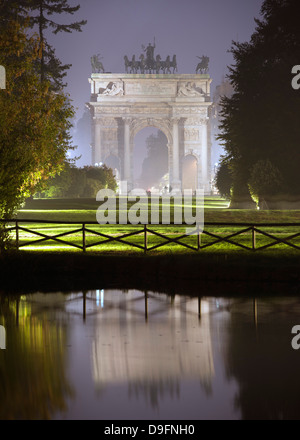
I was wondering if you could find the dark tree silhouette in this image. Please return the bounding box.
[22,0,87,89]
[218,0,300,207]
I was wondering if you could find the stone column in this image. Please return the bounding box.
[201,119,208,190]
[94,121,101,165]
[123,118,131,186]
[172,118,181,191]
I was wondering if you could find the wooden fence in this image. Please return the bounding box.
[1,219,300,252]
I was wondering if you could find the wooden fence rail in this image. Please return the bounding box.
[1,219,300,252]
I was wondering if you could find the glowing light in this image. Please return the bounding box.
[96,289,104,307]
[200,300,210,315]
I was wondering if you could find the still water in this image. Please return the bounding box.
[1,289,300,420]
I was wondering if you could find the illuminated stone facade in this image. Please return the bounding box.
[87,73,212,192]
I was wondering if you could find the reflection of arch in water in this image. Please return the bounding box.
[91,290,215,404]
[182,154,198,191]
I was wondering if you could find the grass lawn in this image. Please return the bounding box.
[18,195,300,222]
[10,196,300,255]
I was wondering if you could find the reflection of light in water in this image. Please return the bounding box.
[91,291,215,400]
[201,301,210,314]
[96,289,105,308]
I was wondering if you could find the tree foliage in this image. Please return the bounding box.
[39,164,117,198]
[0,7,74,250]
[218,0,300,207]
[19,0,86,89]
[215,161,233,199]
[248,159,283,205]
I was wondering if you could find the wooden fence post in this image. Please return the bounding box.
[144,224,148,253]
[15,220,19,250]
[197,229,201,251]
[83,291,86,321]
[145,291,148,321]
[82,223,86,252]
[252,226,256,251]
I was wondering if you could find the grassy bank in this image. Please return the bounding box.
[12,196,300,254]
[19,196,300,223]
[0,196,297,296]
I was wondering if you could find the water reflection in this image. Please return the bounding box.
[0,293,73,419]
[91,292,214,407]
[1,290,300,419]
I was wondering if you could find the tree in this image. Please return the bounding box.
[215,161,233,199]
[41,165,117,198]
[22,0,87,89]
[248,160,283,208]
[0,11,74,251]
[218,0,300,208]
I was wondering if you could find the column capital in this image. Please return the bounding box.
[122,116,132,124]
[199,117,209,125]
[171,117,181,125]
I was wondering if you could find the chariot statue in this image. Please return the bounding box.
[123,39,178,75]
[142,39,156,73]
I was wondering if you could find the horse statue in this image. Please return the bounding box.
[131,55,138,73]
[196,55,209,74]
[171,54,177,73]
[91,54,105,73]
[139,54,146,74]
[164,55,171,74]
[124,55,131,73]
[158,58,165,74]
[155,54,162,74]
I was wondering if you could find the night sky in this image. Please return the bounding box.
[45,0,264,166]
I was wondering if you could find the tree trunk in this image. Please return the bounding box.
[229,167,256,209]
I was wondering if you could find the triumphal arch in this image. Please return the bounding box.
[87,52,212,193]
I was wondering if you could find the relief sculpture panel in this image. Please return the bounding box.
[184,128,200,142]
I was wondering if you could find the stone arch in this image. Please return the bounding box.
[129,119,173,191]
[132,125,169,190]
[104,153,120,171]
[129,118,172,147]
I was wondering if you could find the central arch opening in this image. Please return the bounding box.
[182,154,198,191]
[133,127,168,192]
